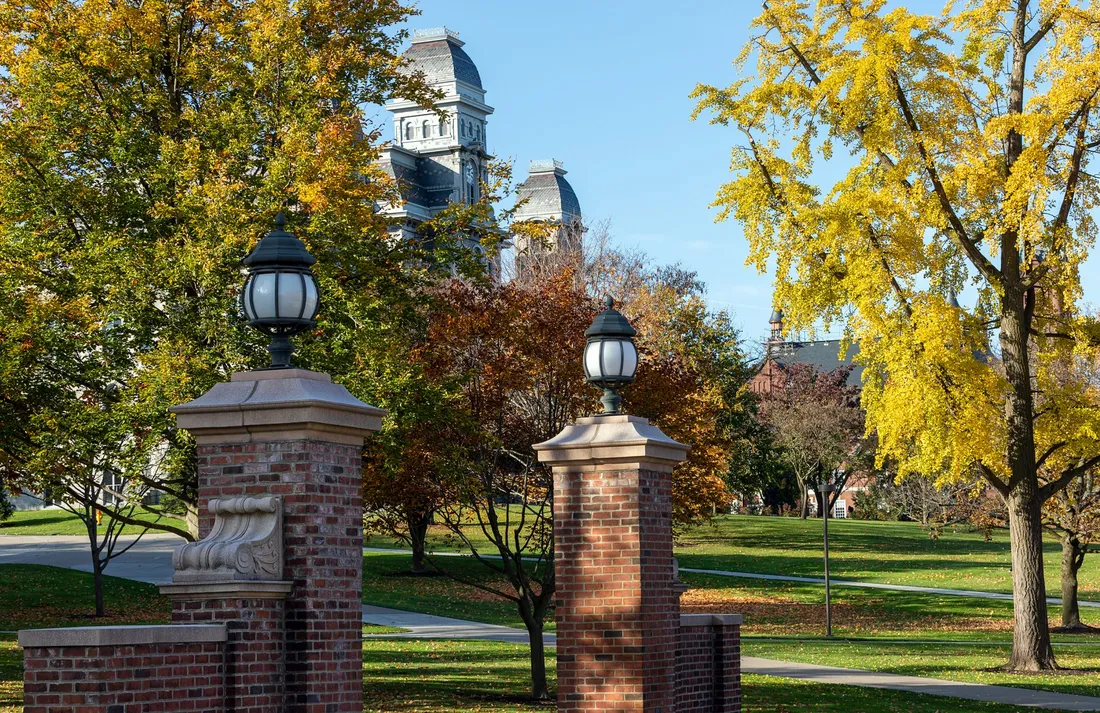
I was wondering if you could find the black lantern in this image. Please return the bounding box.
[241,213,320,368]
[583,296,639,415]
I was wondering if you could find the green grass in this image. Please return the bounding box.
[0,564,169,630]
[369,514,1100,600]
[745,639,1100,699]
[741,674,1060,713]
[0,563,1076,713]
[364,551,555,631]
[0,508,186,537]
[0,564,171,713]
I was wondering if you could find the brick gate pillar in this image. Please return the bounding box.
[162,368,385,713]
[534,414,689,713]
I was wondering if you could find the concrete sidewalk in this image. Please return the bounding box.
[364,546,1100,609]
[0,534,181,584]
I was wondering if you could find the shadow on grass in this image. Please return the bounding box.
[743,673,1049,712]
[362,639,555,712]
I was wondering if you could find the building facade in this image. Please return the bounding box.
[380,28,583,260]
[749,310,867,518]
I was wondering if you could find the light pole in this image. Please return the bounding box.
[819,481,834,638]
[582,296,639,414]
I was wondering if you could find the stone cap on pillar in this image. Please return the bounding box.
[171,369,386,445]
[533,414,689,473]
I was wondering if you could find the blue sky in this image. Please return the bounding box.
[367,0,1098,346]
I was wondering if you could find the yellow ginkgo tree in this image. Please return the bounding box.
[694,0,1100,671]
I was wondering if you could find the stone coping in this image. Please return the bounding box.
[533,414,689,469]
[159,580,294,600]
[170,368,385,444]
[680,613,743,627]
[18,624,227,649]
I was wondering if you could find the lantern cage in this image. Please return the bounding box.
[583,296,639,415]
[240,213,320,369]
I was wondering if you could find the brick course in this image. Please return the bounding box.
[196,439,364,713]
[171,597,285,713]
[554,466,678,713]
[676,616,741,713]
[22,641,225,713]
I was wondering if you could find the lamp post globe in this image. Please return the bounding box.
[240,212,320,369]
[583,296,639,415]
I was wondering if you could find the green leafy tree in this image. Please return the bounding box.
[0,0,437,610]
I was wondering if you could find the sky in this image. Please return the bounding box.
[366,0,1099,346]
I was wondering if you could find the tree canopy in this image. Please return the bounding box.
[693,0,1100,670]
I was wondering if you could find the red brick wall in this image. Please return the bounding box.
[676,616,741,713]
[22,641,224,713]
[196,439,364,713]
[172,598,285,713]
[554,466,677,713]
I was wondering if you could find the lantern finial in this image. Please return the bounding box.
[275,212,287,230]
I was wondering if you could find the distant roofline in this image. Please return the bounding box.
[411,27,464,46]
[529,159,567,176]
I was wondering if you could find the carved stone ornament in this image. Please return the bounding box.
[172,496,284,583]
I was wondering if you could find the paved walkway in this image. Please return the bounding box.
[7,536,1100,709]
[679,566,1100,609]
[364,546,1100,609]
[0,534,181,584]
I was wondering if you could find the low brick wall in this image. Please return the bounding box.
[19,624,227,713]
[676,613,741,713]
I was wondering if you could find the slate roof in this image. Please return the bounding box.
[404,34,483,89]
[515,162,582,221]
[768,339,863,388]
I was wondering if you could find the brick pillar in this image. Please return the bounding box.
[164,369,384,713]
[534,414,689,713]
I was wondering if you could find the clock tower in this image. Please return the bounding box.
[380,27,494,242]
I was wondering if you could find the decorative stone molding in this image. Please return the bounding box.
[172,496,284,582]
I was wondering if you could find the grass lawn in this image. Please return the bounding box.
[0,563,1077,713]
[364,551,555,631]
[368,514,1099,599]
[0,508,186,537]
[746,640,1100,699]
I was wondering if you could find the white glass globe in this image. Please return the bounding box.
[583,338,638,383]
[243,270,319,323]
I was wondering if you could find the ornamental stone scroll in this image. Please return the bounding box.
[172,496,284,583]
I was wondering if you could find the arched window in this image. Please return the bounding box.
[439,118,448,136]
[404,123,412,141]
[460,120,466,137]
[422,120,430,138]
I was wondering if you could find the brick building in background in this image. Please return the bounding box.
[748,309,868,518]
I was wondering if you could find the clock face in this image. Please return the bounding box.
[464,163,476,185]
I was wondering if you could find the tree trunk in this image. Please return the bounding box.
[409,511,431,574]
[1060,535,1085,630]
[519,607,549,700]
[998,248,1057,669]
[813,488,825,519]
[92,557,105,617]
[796,475,809,519]
[1005,484,1057,670]
[85,514,105,617]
